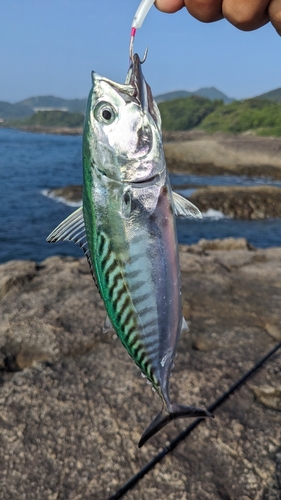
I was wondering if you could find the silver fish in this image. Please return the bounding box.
[47,53,212,447]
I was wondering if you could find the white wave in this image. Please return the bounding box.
[202,208,226,220]
[41,189,82,208]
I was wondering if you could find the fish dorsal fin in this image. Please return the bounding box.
[103,315,113,334]
[172,192,202,219]
[46,207,97,289]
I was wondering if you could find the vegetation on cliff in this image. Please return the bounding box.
[198,98,281,136]
[157,96,281,136]
[2,93,281,137]
[158,95,223,131]
[24,110,84,128]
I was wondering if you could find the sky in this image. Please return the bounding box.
[1,0,281,103]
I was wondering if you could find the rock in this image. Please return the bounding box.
[265,323,281,342]
[191,237,252,251]
[163,131,281,179]
[47,185,82,203]
[249,386,281,411]
[0,260,37,300]
[189,186,281,219]
[191,336,217,352]
[0,240,281,499]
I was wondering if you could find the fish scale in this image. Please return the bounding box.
[47,52,212,447]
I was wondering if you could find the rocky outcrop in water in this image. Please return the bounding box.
[190,185,281,219]
[0,239,280,499]
[47,185,83,204]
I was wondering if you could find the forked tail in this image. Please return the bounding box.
[138,403,213,448]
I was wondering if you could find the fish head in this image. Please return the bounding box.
[84,53,165,185]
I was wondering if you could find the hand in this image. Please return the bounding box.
[155,0,281,35]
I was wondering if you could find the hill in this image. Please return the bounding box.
[198,98,281,136]
[0,96,87,120]
[2,88,281,136]
[23,110,84,128]
[158,95,223,131]
[0,101,33,120]
[156,90,192,103]
[0,87,232,120]
[156,87,234,104]
[255,87,281,103]
[18,95,87,113]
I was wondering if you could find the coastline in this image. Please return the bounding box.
[163,130,281,179]
[0,124,83,135]
[3,125,281,178]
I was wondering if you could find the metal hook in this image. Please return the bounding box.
[140,47,148,64]
[129,28,148,64]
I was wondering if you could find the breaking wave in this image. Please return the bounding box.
[202,208,226,220]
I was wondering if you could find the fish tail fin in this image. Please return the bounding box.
[138,403,213,448]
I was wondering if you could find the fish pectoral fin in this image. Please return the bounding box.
[172,191,202,219]
[138,403,213,448]
[103,315,114,333]
[181,317,189,332]
[47,207,85,244]
[46,207,98,292]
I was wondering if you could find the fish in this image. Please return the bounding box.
[47,52,212,447]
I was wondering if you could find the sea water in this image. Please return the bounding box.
[1,128,281,264]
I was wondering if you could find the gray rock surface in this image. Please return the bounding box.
[163,131,281,179]
[0,240,281,499]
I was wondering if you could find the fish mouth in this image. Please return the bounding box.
[129,174,160,186]
[95,164,164,187]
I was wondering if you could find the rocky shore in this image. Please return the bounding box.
[1,124,83,135]
[1,239,280,499]
[163,131,281,179]
[190,185,281,219]
[6,126,281,178]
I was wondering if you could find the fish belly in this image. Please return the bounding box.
[88,184,182,393]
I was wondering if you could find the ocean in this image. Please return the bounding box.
[1,128,281,264]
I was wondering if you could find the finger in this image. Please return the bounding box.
[183,0,223,22]
[268,0,281,35]
[154,0,185,13]
[222,0,270,30]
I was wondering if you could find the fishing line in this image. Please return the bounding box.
[107,341,281,500]
[130,0,155,59]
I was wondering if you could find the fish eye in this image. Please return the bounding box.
[94,101,117,124]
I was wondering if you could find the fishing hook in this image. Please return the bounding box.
[129,27,148,63]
